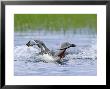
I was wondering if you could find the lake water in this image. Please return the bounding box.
[14,30,97,76]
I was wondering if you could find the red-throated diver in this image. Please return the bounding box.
[26,40,76,63]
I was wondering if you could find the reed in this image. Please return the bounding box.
[14,14,97,32]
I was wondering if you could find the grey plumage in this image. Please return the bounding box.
[26,40,76,62]
[26,40,50,54]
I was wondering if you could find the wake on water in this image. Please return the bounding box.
[14,32,97,76]
[14,44,96,63]
[14,44,97,76]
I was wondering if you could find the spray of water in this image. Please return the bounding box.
[14,44,97,63]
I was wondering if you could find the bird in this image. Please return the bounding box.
[26,40,50,54]
[26,40,76,64]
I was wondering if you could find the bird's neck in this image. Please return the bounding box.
[57,49,66,59]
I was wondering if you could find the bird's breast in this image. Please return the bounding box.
[57,49,66,59]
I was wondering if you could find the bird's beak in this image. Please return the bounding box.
[26,43,29,47]
[70,44,76,47]
[26,41,30,47]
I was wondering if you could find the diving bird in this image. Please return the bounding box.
[26,40,50,54]
[55,42,76,59]
[26,40,76,63]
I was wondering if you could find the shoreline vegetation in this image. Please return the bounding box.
[14,14,97,33]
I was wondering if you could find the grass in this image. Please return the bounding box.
[14,14,97,32]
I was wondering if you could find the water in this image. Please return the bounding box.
[14,30,97,76]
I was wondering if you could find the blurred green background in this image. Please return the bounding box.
[14,14,97,32]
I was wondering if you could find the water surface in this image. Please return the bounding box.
[14,30,97,76]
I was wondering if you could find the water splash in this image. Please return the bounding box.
[14,32,97,76]
[14,43,97,63]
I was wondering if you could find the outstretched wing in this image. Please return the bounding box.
[34,40,50,53]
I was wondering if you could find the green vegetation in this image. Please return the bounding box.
[14,14,97,32]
